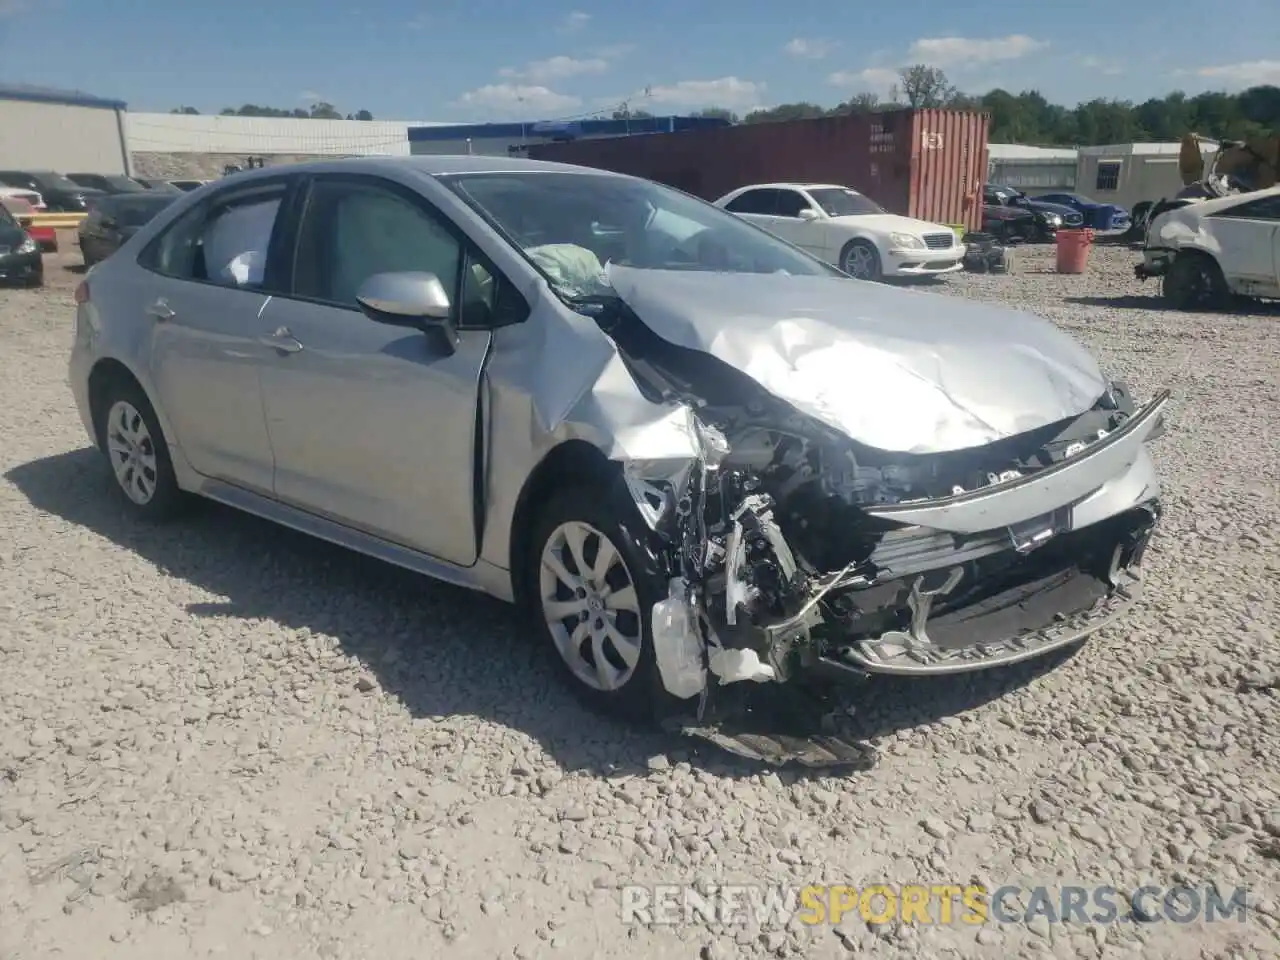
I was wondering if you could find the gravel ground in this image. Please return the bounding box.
[1,243,1277,960]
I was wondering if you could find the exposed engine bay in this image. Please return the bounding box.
[581,295,1166,740]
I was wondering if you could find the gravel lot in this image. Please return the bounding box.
[1,243,1277,960]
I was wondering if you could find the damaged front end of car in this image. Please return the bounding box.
[628,377,1164,677]
[555,265,1168,764]
[574,304,1166,766]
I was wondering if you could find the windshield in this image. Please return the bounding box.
[444,172,839,298]
[807,187,885,217]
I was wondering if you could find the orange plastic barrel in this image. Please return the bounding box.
[1056,228,1095,274]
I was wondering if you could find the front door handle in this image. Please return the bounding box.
[259,325,304,354]
[146,298,175,321]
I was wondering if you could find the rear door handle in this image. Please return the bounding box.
[146,298,175,321]
[259,325,304,354]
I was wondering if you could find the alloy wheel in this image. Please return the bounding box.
[538,520,644,692]
[844,244,876,279]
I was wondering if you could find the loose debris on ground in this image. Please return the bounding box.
[0,246,1277,959]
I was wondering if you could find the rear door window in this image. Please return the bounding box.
[140,180,290,290]
[725,188,780,215]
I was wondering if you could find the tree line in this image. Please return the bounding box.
[628,66,1280,146]
[172,66,1280,146]
[170,104,375,121]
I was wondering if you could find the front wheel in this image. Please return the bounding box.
[840,239,882,282]
[526,484,686,722]
[1163,252,1228,311]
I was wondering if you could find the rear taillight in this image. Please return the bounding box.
[74,280,90,305]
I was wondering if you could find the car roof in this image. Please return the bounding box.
[198,154,624,188]
[729,182,855,193]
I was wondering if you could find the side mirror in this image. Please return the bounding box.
[356,271,456,354]
[797,208,821,221]
[100,216,118,230]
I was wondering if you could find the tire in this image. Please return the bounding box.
[1162,251,1228,311]
[94,378,185,521]
[840,239,882,282]
[525,483,685,722]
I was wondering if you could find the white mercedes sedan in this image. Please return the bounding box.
[714,182,964,281]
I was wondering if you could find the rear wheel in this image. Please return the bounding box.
[840,239,882,282]
[94,379,185,521]
[1163,251,1228,311]
[526,484,685,722]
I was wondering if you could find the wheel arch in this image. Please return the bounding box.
[87,357,170,450]
[508,439,621,609]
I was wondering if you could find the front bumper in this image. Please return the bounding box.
[692,392,1168,687]
[0,250,42,283]
[1135,248,1174,280]
[823,505,1154,676]
[69,305,99,448]
[886,246,965,277]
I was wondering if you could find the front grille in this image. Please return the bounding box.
[923,232,954,250]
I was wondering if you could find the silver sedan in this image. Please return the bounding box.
[69,155,1167,739]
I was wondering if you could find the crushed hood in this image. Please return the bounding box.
[604,265,1108,454]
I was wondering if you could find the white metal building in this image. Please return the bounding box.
[123,113,451,157]
[0,84,130,174]
[1076,141,1218,209]
[987,143,1079,191]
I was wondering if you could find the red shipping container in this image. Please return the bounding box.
[528,108,990,231]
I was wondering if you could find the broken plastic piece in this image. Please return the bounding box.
[708,647,776,684]
[651,579,707,699]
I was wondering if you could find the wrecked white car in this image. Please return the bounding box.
[70,156,1166,761]
[1136,185,1280,309]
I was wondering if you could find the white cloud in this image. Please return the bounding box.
[457,84,582,116]
[640,77,765,109]
[499,55,611,84]
[828,67,899,92]
[557,10,590,33]
[1078,55,1123,77]
[299,90,325,103]
[907,35,1048,68]
[594,42,635,60]
[784,38,835,60]
[1190,59,1280,89]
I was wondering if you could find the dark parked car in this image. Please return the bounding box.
[66,173,150,195]
[132,178,184,193]
[982,184,1084,242]
[1034,192,1131,232]
[0,170,103,212]
[0,201,43,286]
[77,192,178,267]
